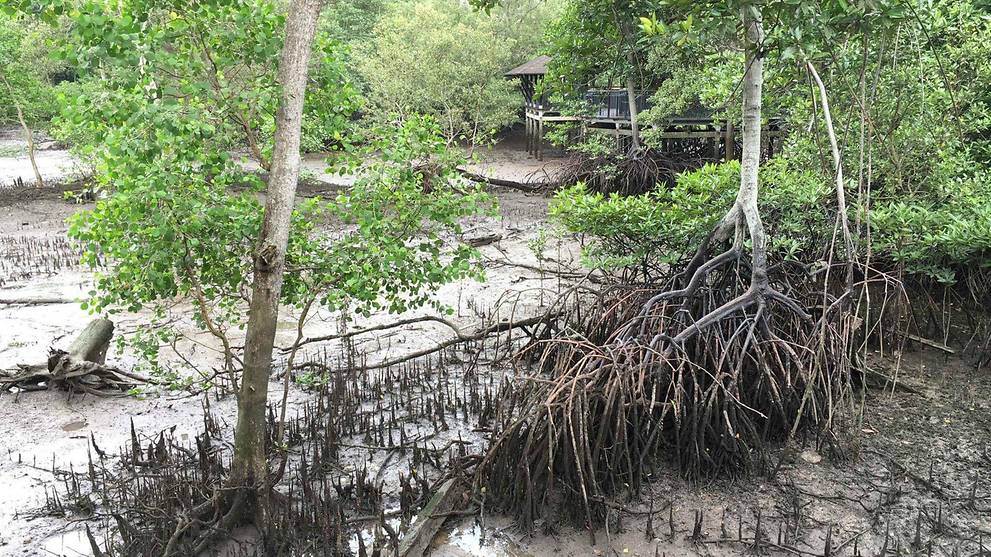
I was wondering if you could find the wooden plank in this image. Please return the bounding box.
[584,128,725,139]
[533,116,580,122]
[905,333,955,354]
[654,131,724,139]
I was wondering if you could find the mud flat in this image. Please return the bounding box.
[1,140,990,556]
[0,140,576,555]
[0,128,86,189]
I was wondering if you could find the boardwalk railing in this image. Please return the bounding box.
[583,89,651,121]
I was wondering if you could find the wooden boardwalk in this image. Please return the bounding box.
[523,107,784,162]
[505,56,784,162]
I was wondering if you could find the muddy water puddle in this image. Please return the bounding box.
[60,420,87,432]
[431,522,532,557]
[40,528,102,557]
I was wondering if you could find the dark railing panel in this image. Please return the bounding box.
[584,89,651,120]
[520,76,552,110]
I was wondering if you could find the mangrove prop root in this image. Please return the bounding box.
[476,256,859,530]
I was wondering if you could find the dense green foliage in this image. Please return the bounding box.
[0,12,61,131]
[540,0,991,293]
[320,0,562,146]
[869,171,991,285]
[551,160,831,279]
[354,0,518,146]
[5,0,990,362]
[555,156,991,288]
[542,0,654,92]
[39,0,495,376]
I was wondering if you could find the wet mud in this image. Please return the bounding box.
[1,136,989,556]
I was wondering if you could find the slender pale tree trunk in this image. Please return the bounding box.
[15,103,43,188]
[735,8,767,290]
[625,71,641,152]
[231,0,324,488]
[616,14,641,152]
[2,78,44,188]
[807,61,855,291]
[660,9,782,345]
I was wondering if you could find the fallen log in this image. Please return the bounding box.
[855,366,922,395]
[397,478,463,557]
[904,333,955,354]
[1,318,147,394]
[457,168,551,193]
[466,233,502,247]
[0,296,75,306]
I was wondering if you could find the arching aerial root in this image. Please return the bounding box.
[476,256,861,531]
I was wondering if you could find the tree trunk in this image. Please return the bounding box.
[736,8,767,290]
[15,104,44,188]
[807,61,855,291]
[2,76,45,188]
[616,14,641,152]
[625,72,641,152]
[231,0,324,489]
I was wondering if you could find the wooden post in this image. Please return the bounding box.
[537,115,544,161]
[525,113,532,158]
[529,113,535,158]
[724,120,735,161]
[711,124,720,160]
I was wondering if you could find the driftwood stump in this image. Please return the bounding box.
[1,318,146,394]
[65,318,114,364]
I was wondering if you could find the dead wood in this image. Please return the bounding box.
[903,333,955,354]
[67,318,114,363]
[397,478,463,557]
[483,254,594,280]
[457,168,550,193]
[0,297,75,306]
[290,310,562,373]
[1,318,148,393]
[465,233,502,247]
[854,365,922,395]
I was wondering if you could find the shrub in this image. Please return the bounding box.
[870,167,991,286]
[552,155,991,294]
[549,159,831,281]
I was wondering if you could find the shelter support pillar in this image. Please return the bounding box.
[525,113,533,158]
[711,124,720,160]
[724,120,735,161]
[537,115,544,161]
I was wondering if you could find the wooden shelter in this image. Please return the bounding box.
[504,55,552,110]
[504,55,784,161]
